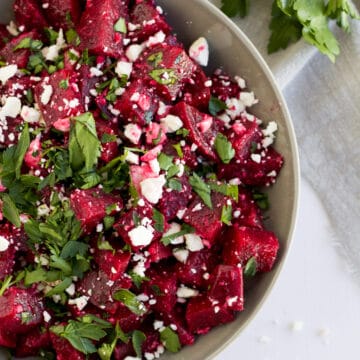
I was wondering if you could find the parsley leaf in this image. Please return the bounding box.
[244,256,257,276]
[1,194,21,228]
[253,191,270,210]
[221,0,250,18]
[113,289,147,316]
[69,112,101,172]
[221,204,233,225]
[326,0,360,32]
[98,322,129,360]
[189,173,212,208]
[160,327,181,353]
[149,69,177,85]
[114,17,127,33]
[208,96,227,116]
[214,133,235,164]
[152,208,165,232]
[161,224,195,246]
[132,330,146,358]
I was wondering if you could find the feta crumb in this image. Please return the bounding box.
[124,123,142,144]
[176,208,186,219]
[0,96,21,121]
[37,204,50,217]
[90,67,103,77]
[154,320,164,330]
[189,37,209,66]
[21,105,41,124]
[126,44,145,62]
[40,84,53,105]
[225,97,245,119]
[163,222,183,244]
[115,60,133,78]
[43,310,51,322]
[65,283,76,296]
[128,225,154,247]
[96,223,103,233]
[185,233,204,252]
[240,91,258,107]
[177,286,199,298]
[125,151,139,165]
[6,21,19,36]
[160,114,183,133]
[0,64,18,85]
[146,30,166,47]
[140,175,166,204]
[173,249,189,263]
[251,153,261,163]
[42,29,66,61]
[0,235,10,252]
[68,295,89,311]
[234,75,246,89]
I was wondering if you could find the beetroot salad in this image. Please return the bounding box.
[0,0,284,359]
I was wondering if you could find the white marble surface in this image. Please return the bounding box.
[216,178,360,360]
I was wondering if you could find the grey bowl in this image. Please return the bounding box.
[0,0,300,359]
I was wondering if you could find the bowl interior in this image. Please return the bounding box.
[0,1,299,359]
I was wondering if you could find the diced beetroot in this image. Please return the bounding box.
[158,176,192,221]
[141,330,161,355]
[77,0,127,58]
[183,192,229,246]
[78,270,131,314]
[222,225,280,272]
[115,79,159,125]
[0,25,11,50]
[16,328,51,357]
[96,118,120,162]
[24,135,42,169]
[93,249,131,281]
[210,69,242,101]
[161,140,198,169]
[0,226,16,281]
[143,269,177,314]
[129,2,171,42]
[162,307,195,346]
[109,303,144,333]
[40,0,82,29]
[129,164,158,193]
[233,187,263,229]
[78,64,101,108]
[134,44,196,101]
[13,0,48,31]
[34,69,84,129]
[171,101,218,160]
[182,66,211,110]
[114,341,136,360]
[49,332,85,360]
[208,265,244,311]
[70,188,123,234]
[185,295,234,334]
[175,248,220,289]
[0,30,39,68]
[147,239,172,263]
[219,146,284,186]
[0,287,44,337]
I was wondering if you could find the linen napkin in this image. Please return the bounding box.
[210,0,360,279]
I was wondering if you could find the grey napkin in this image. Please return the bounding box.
[210,0,360,278]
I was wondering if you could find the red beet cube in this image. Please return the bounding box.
[222,225,280,272]
[134,44,196,101]
[208,265,244,311]
[171,101,218,160]
[16,328,51,357]
[147,239,172,263]
[109,303,144,333]
[183,192,229,246]
[77,0,127,58]
[40,0,82,29]
[129,2,171,42]
[158,176,192,221]
[0,30,39,68]
[13,0,48,31]
[96,118,120,163]
[114,79,159,125]
[70,188,123,234]
[0,287,44,336]
[93,249,131,281]
[210,69,242,101]
[50,332,85,360]
[185,295,234,334]
[175,248,220,289]
[129,164,158,193]
[34,69,84,129]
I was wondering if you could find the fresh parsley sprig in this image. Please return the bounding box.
[220,0,360,62]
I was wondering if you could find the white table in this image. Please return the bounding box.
[217,178,360,360]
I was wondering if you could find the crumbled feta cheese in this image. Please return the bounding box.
[20,105,41,124]
[189,37,209,66]
[163,222,183,244]
[65,283,76,296]
[96,223,103,233]
[240,91,258,107]
[90,67,103,77]
[128,225,154,247]
[0,235,10,252]
[176,208,186,219]
[124,123,142,144]
[251,154,261,163]
[0,96,22,121]
[68,295,89,311]
[6,21,19,36]
[43,310,51,322]
[233,210,241,218]
[40,84,53,105]
[37,204,50,217]
[173,248,189,263]
[177,286,199,298]
[0,64,18,85]
[225,97,245,119]
[140,175,166,204]
[125,150,139,165]
[115,60,133,78]
[42,29,66,61]
[126,44,145,62]
[146,31,166,47]
[149,158,160,174]
[234,75,246,89]
[160,114,183,133]
[185,233,204,252]
[154,320,164,330]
